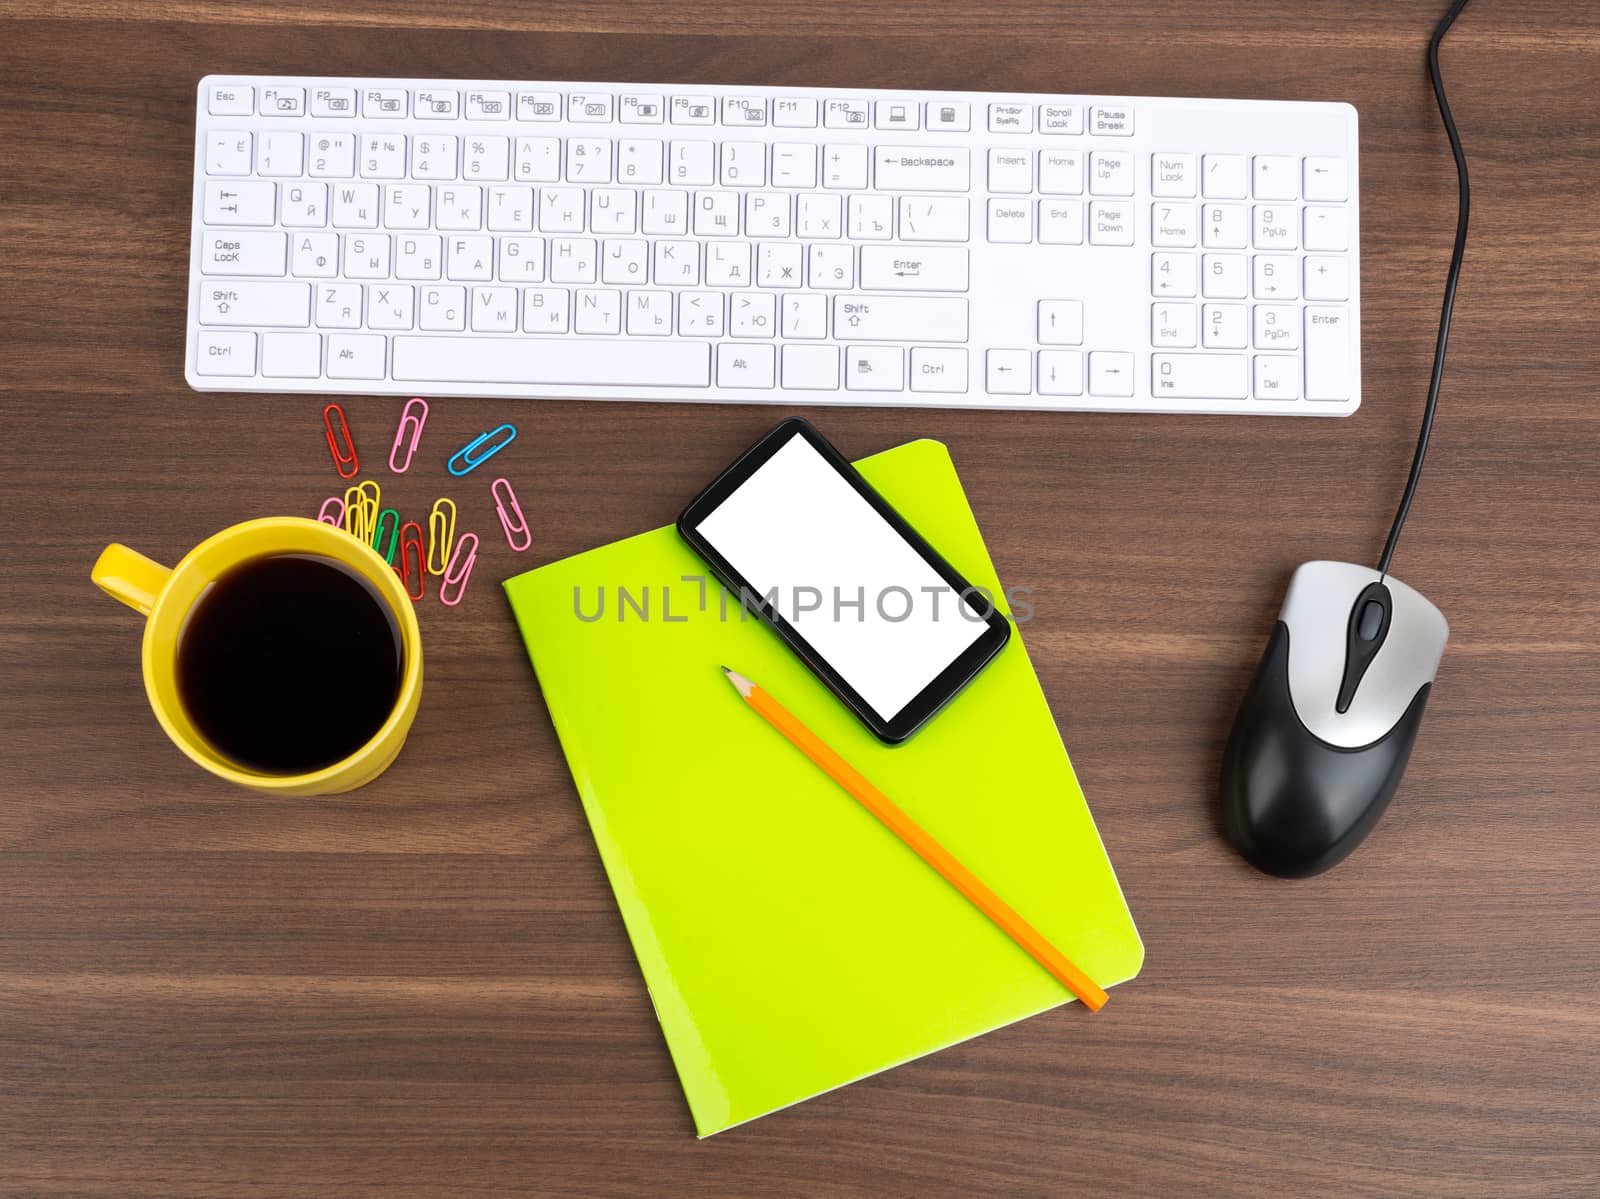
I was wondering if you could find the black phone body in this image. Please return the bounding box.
[677,418,1011,744]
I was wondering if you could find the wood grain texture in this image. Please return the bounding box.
[2,1,1598,1194]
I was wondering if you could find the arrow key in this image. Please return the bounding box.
[1038,299,1084,345]
[1088,351,1135,397]
[1151,252,1198,298]
[985,348,1031,395]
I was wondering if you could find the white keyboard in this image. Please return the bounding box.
[187,75,1360,415]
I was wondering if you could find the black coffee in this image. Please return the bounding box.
[177,554,403,774]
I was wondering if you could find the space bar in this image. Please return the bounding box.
[392,337,711,387]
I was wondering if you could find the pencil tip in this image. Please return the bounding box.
[720,665,731,674]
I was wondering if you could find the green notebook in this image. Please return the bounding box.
[503,438,1143,1137]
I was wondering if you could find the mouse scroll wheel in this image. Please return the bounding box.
[1357,598,1386,641]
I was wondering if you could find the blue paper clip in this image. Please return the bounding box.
[447,424,517,476]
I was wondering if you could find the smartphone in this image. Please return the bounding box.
[677,418,1011,744]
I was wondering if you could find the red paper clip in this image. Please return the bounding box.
[439,533,479,607]
[316,496,346,527]
[491,477,532,552]
[389,397,429,474]
[323,403,359,478]
[396,521,427,602]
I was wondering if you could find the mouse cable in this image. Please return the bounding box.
[1377,0,1473,577]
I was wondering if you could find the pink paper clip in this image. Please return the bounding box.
[388,397,429,474]
[323,403,358,478]
[316,496,346,526]
[491,477,532,552]
[439,533,479,607]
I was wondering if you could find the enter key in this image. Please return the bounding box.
[834,296,968,342]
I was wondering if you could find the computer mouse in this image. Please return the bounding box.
[1221,561,1449,878]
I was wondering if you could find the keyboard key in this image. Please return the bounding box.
[259,86,304,116]
[679,290,723,335]
[1303,156,1349,202]
[1037,349,1083,395]
[1039,104,1083,135]
[910,347,967,392]
[419,285,465,330]
[988,199,1032,243]
[291,232,337,277]
[772,97,819,128]
[834,296,967,342]
[988,103,1032,134]
[205,132,252,176]
[1088,201,1134,246]
[988,149,1031,193]
[1253,155,1298,200]
[1151,302,1198,347]
[717,342,775,388]
[1038,300,1083,344]
[1152,353,1247,399]
[1151,202,1197,247]
[1253,303,1300,350]
[1088,351,1135,396]
[195,330,256,375]
[1304,307,1352,400]
[394,336,711,386]
[566,138,612,183]
[514,137,561,182]
[1151,153,1196,197]
[1039,149,1084,195]
[808,244,853,289]
[626,289,674,335]
[823,98,870,129]
[488,187,535,232]
[925,101,970,131]
[1089,105,1134,136]
[367,283,415,329]
[1202,303,1248,349]
[255,131,302,177]
[875,100,919,131]
[721,142,765,187]
[415,89,458,119]
[859,245,969,291]
[782,294,826,339]
[723,96,768,127]
[875,146,970,192]
[465,91,510,120]
[1038,200,1084,245]
[1202,154,1248,199]
[464,136,510,181]
[772,143,818,188]
[708,242,752,287]
[311,87,356,117]
[1152,252,1197,298]
[1303,206,1348,252]
[523,287,570,333]
[846,345,904,390]
[618,139,664,185]
[1089,151,1133,196]
[198,281,308,326]
[782,344,840,389]
[200,230,286,276]
[261,331,320,376]
[823,144,867,189]
[986,349,1030,394]
[365,88,408,118]
[1255,354,1300,400]
[671,95,716,125]
[331,183,379,228]
[1202,203,1247,248]
[848,194,891,240]
[642,190,689,235]
[1252,253,1298,299]
[309,134,356,178]
[1304,255,1350,301]
[316,282,362,328]
[360,134,406,179]
[1201,253,1246,299]
[574,288,622,334]
[569,92,613,123]
[326,333,386,378]
[1253,204,1297,249]
[797,194,842,238]
[207,83,253,116]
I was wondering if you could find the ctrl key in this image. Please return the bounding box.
[195,331,255,376]
[910,347,967,393]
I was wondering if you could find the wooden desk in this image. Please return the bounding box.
[3,2,1597,1193]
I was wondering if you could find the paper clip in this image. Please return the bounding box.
[447,424,517,476]
[426,497,457,576]
[396,521,426,601]
[371,508,401,564]
[491,477,532,552]
[343,484,366,540]
[323,403,359,478]
[345,480,380,543]
[389,397,429,474]
[316,496,345,527]
[439,533,479,607]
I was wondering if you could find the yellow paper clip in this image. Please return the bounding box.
[343,484,365,539]
[427,497,457,576]
[355,480,381,543]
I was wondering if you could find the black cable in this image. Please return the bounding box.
[1377,0,1473,577]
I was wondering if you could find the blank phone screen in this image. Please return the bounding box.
[694,433,989,721]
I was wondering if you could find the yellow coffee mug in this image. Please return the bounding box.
[91,517,423,795]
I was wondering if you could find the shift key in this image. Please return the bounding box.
[834,296,968,342]
[198,281,311,327]
[860,246,969,291]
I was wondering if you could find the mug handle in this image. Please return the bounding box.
[92,544,172,617]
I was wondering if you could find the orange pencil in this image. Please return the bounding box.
[723,667,1108,1012]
